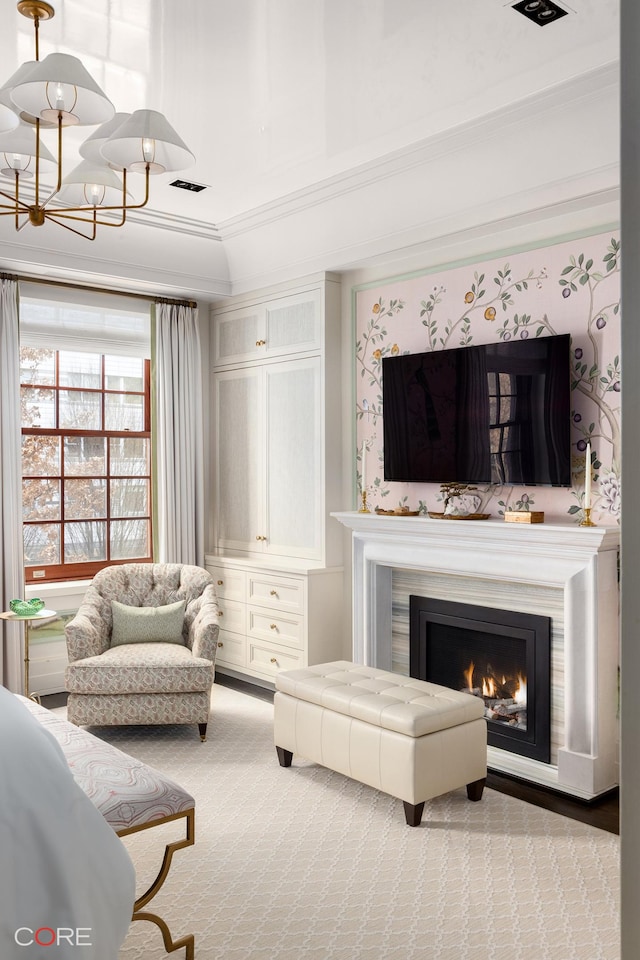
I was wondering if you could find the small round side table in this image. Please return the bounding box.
[0,608,57,702]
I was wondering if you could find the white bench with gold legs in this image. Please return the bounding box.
[18,696,196,958]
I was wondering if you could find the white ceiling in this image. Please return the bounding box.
[0,0,621,300]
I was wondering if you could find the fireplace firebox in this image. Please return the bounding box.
[410,596,551,763]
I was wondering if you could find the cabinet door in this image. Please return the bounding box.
[213,305,266,366]
[264,357,322,559]
[263,290,321,358]
[214,368,264,553]
[213,289,321,367]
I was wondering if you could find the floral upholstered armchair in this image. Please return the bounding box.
[64,563,220,740]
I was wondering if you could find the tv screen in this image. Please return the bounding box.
[382,334,571,486]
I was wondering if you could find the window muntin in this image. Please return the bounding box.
[21,349,152,582]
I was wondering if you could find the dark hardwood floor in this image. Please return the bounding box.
[43,674,620,836]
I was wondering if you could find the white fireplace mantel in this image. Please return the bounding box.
[332,512,620,800]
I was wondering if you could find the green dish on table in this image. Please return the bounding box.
[9,598,45,616]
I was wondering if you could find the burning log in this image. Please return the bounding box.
[483,665,512,701]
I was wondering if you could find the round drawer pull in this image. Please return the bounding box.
[255,339,266,346]
[217,580,223,586]
[270,657,278,665]
[270,623,278,630]
[255,535,267,541]
[217,610,224,617]
[217,641,224,648]
[270,589,278,597]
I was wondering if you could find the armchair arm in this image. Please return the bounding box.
[64,587,111,663]
[186,584,220,663]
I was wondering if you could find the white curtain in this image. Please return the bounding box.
[153,302,205,566]
[0,279,24,691]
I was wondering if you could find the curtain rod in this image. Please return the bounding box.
[2,272,197,309]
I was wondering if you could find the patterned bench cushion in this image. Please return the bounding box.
[65,641,214,695]
[17,696,194,832]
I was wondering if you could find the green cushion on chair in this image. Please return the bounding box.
[110,599,186,646]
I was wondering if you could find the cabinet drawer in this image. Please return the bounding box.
[216,598,246,635]
[215,630,246,668]
[208,566,246,602]
[248,608,303,649]
[248,641,303,678]
[247,574,304,613]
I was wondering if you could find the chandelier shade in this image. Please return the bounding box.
[9,52,115,126]
[100,109,195,174]
[0,103,19,134]
[0,61,38,125]
[79,112,131,165]
[0,120,55,177]
[57,159,129,207]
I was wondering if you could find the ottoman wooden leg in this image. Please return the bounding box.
[276,746,293,767]
[466,777,486,802]
[403,801,425,827]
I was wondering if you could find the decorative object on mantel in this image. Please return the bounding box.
[359,437,373,513]
[0,1,195,240]
[375,507,421,516]
[579,439,596,527]
[440,482,483,518]
[504,511,545,524]
[428,512,491,521]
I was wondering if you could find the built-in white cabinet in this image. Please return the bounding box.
[211,273,342,569]
[209,273,344,683]
[206,557,345,684]
[214,356,321,560]
[212,289,322,367]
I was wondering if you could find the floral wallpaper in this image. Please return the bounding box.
[355,231,621,524]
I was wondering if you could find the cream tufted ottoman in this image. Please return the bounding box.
[274,660,487,826]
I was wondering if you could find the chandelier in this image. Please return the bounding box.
[0,1,194,240]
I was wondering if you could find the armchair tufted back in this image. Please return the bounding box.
[85,563,216,648]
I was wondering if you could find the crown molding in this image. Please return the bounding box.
[225,173,619,295]
[218,61,619,241]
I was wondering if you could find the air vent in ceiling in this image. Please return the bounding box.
[170,179,207,192]
[512,0,569,25]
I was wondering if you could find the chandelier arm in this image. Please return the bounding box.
[0,193,30,211]
[46,209,126,227]
[44,208,97,240]
[55,112,63,193]
[81,165,150,213]
[35,118,40,207]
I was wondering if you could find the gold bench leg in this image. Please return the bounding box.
[130,912,194,959]
[118,807,195,957]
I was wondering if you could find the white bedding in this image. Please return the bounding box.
[0,686,135,959]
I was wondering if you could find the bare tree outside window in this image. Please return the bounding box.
[21,348,152,583]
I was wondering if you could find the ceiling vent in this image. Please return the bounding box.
[512,0,569,25]
[170,179,207,192]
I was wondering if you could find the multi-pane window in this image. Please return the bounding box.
[21,347,152,583]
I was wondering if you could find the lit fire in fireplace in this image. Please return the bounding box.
[461,662,527,730]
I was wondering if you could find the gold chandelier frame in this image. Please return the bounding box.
[0,1,192,240]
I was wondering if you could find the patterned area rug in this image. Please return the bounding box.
[69,684,620,960]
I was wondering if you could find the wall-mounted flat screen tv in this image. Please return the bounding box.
[382,333,571,486]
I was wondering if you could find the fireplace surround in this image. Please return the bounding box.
[332,512,620,800]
